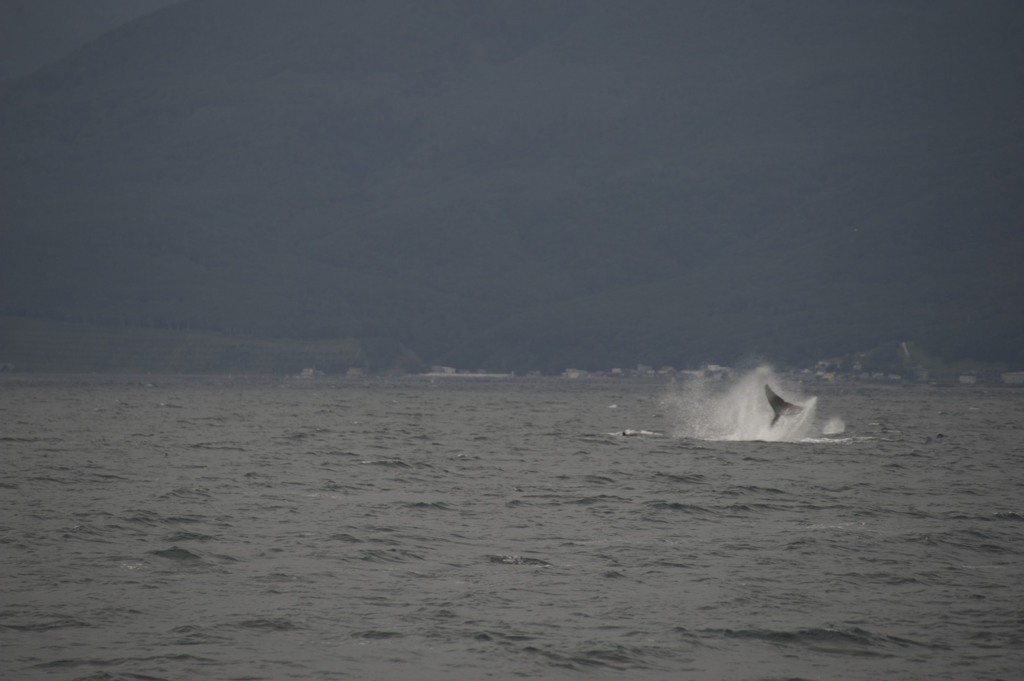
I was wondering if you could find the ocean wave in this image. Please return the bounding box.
[32,652,213,671]
[359,548,426,563]
[170,624,231,646]
[230,618,303,632]
[162,531,216,542]
[642,500,715,515]
[188,441,246,451]
[400,501,455,511]
[149,546,204,562]
[567,494,631,506]
[653,472,708,484]
[351,629,404,639]
[705,625,943,654]
[359,458,414,468]
[487,554,552,567]
[0,615,91,632]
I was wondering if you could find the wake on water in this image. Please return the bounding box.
[664,366,841,442]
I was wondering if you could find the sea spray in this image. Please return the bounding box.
[822,416,846,435]
[664,365,818,441]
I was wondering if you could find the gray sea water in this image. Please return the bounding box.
[1,372,1022,680]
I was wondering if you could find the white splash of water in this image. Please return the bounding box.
[822,416,846,435]
[664,365,819,442]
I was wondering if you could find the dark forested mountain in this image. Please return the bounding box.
[2,0,1022,373]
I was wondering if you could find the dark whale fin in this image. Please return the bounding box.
[765,384,802,426]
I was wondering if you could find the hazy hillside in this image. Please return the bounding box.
[2,1,1022,373]
[0,0,181,81]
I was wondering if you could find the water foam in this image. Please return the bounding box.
[664,365,820,442]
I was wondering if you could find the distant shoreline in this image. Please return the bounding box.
[420,372,516,379]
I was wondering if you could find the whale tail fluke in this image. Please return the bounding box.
[765,384,802,426]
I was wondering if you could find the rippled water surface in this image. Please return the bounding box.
[1,374,1022,680]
